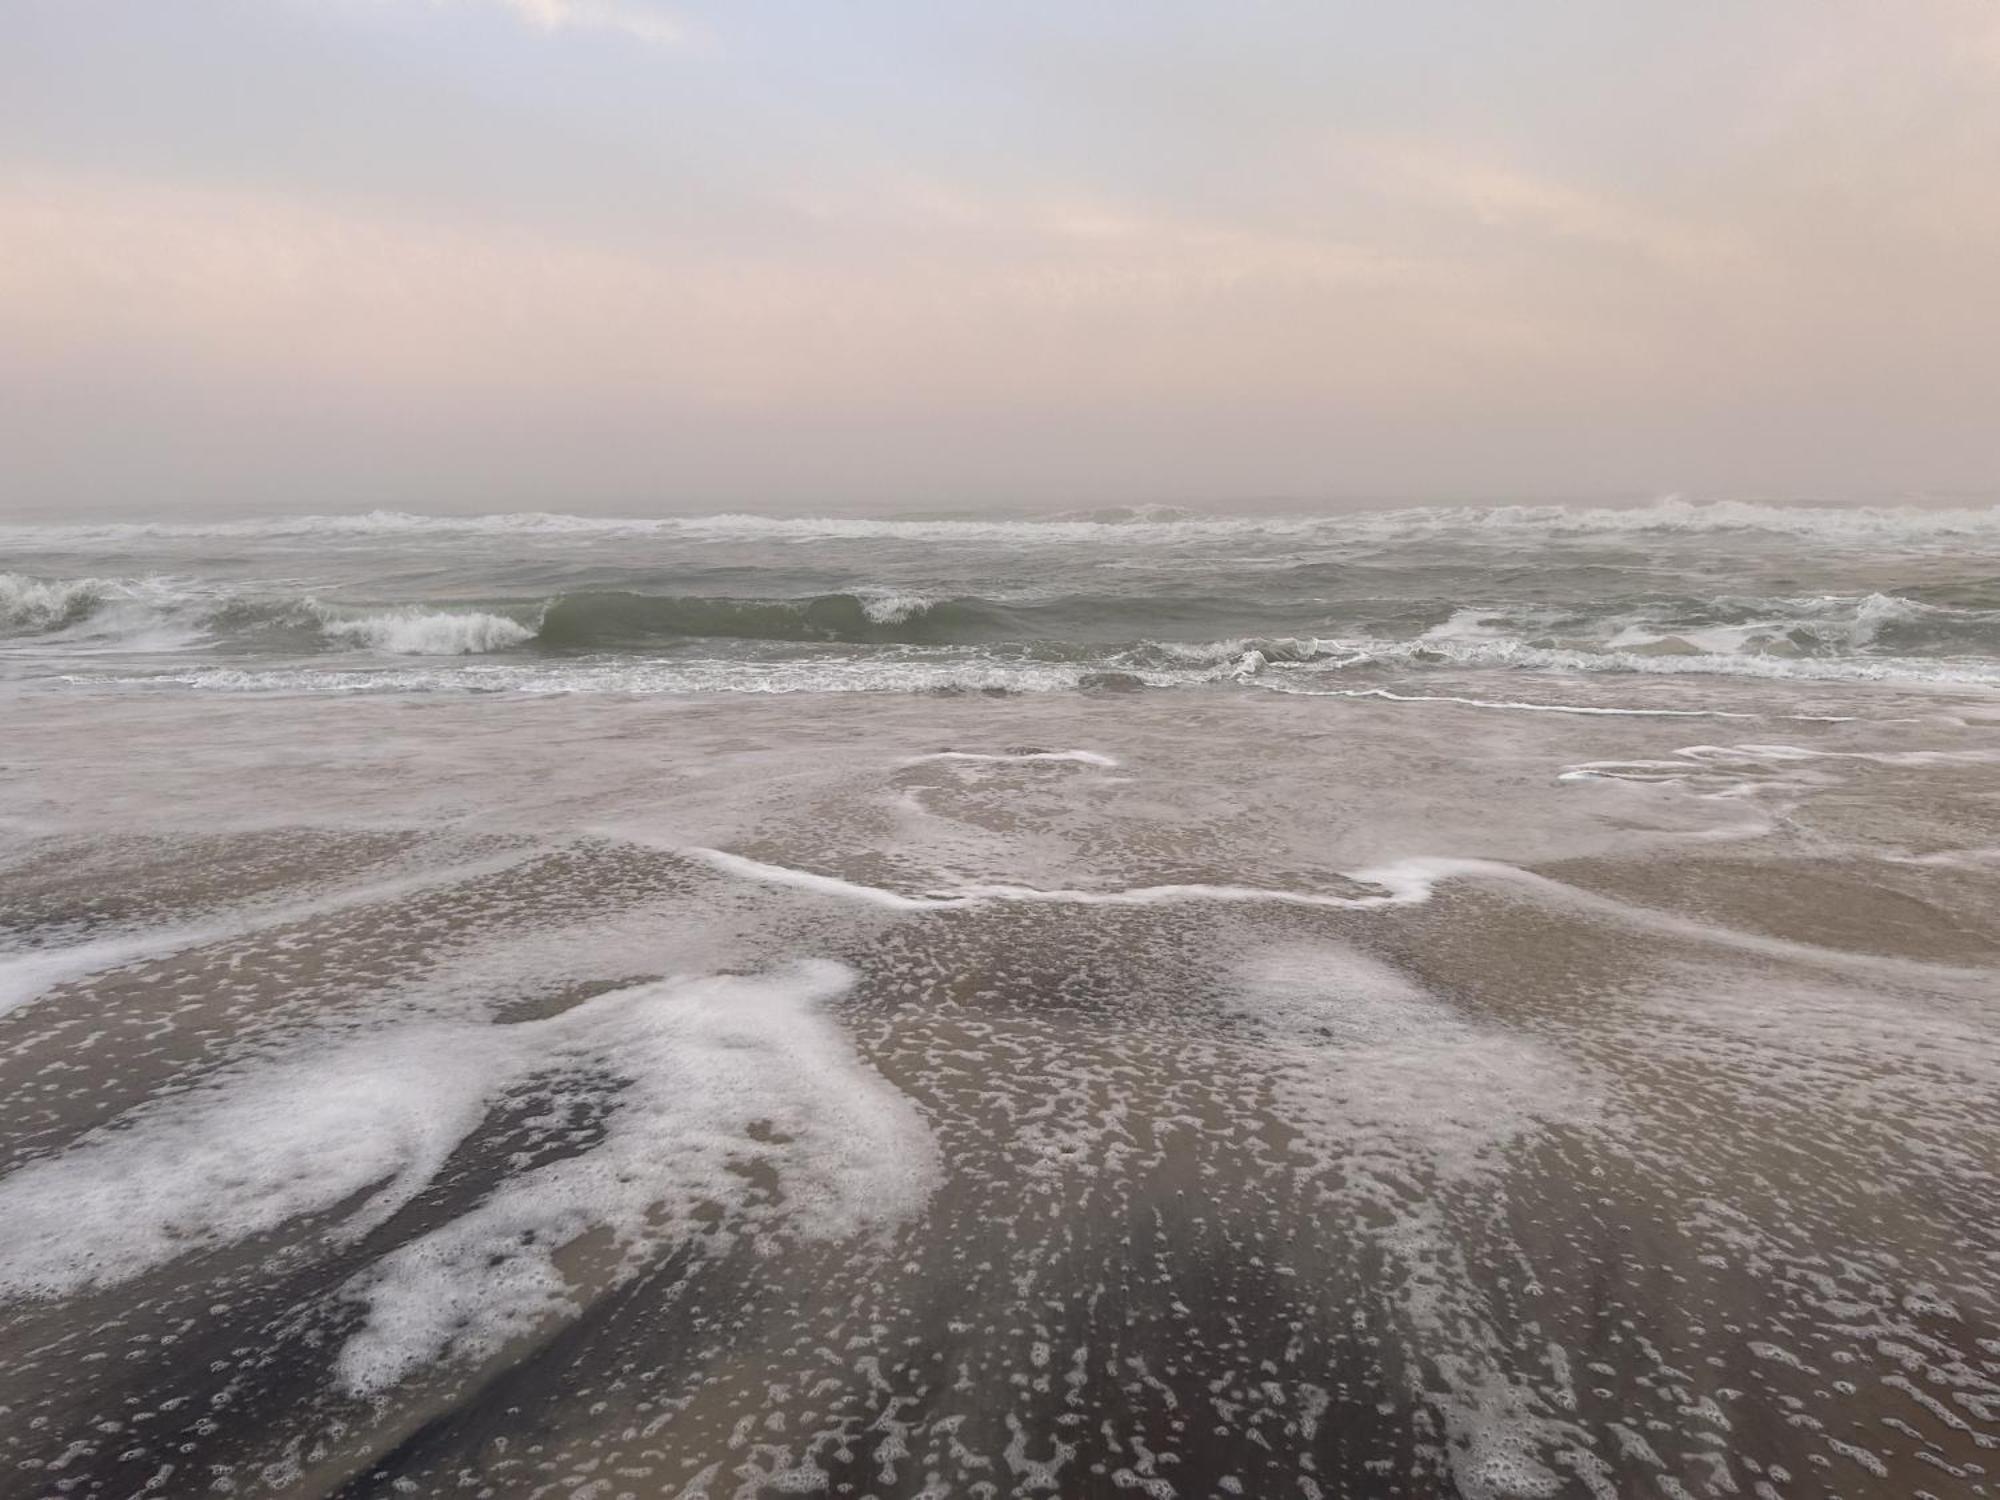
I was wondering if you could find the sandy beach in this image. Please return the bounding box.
[1,676,1994,1498]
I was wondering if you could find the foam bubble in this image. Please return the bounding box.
[0,1021,509,1299]
[1230,942,1599,1176]
[1227,943,1602,1494]
[334,961,937,1393]
[0,848,539,1021]
[0,962,939,1397]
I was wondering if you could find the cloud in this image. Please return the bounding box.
[443,0,686,47]
[0,168,1442,409]
[1341,138,1749,273]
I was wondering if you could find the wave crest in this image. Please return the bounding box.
[315,609,536,656]
[0,573,110,633]
[535,591,997,647]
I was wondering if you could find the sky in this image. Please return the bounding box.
[3,1,1998,515]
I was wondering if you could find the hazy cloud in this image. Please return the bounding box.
[439,0,685,46]
[2,3,1996,507]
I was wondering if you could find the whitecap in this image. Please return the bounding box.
[0,572,218,652]
[316,607,535,656]
[0,573,108,632]
[855,590,940,625]
[6,497,2000,549]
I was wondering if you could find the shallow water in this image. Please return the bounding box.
[1,503,1997,1497]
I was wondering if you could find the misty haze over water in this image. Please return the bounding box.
[6,3,2000,1497]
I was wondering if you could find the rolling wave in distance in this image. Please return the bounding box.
[4,499,1998,699]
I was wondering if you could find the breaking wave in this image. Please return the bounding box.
[0,573,109,632]
[1281,638,2000,689]
[535,590,1009,647]
[0,576,539,657]
[315,609,535,656]
[0,572,223,651]
[8,549,2000,692]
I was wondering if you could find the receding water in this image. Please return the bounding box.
[0,501,1996,1498]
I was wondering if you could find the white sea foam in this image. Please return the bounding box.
[1674,741,2000,767]
[1442,854,1988,979]
[1232,939,1600,1175]
[0,848,539,1020]
[0,573,216,652]
[1561,741,2000,789]
[70,630,1992,699]
[1420,608,1517,644]
[688,846,1472,912]
[686,845,1985,985]
[63,657,1134,696]
[1847,591,1931,645]
[0,1020,508,1300]
[1134,636,1331,669]
[948,866,1448,909]
[3,576,534,657]
[0,573,108,631]
[904,749,1120,768]
[1253,681,1762,718]
[855,590,940,625]
[1370,633,2000,687]
[0,962,939,1397]
[1228,943,1603,1496]
[1590,592,1969,659]
[334,961,937,1393]
[689,848,969,911]
[0,930,217,1021]
[316,608,534,655]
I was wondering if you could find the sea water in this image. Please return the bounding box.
[0,499,1996,1497]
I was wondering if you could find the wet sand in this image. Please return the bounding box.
[0,680,1996,1498]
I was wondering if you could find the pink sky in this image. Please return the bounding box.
[4,2,1997,511]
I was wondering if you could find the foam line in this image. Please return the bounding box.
[903,750,1121,768]
[1561,743,2000,783]
[688,844,1983,984]
[1676,743,2000,767]
[0,847,542,1020]
[950,859,1457,910]
[1256,682,1783,720]
[1881,846,2000,868]
[687,847,1475,913]
[688,848,974,910]
[1438,859,1993,983]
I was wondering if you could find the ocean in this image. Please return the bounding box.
[1,499,1996,1498]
